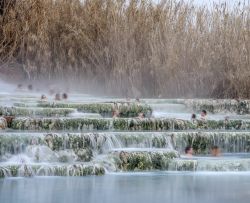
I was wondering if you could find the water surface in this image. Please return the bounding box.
[1,172,250,203]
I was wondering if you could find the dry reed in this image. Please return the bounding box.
[0,0,249,98]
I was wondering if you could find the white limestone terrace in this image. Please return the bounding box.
[1,79,250,177]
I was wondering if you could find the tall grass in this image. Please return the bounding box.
[0,0,249,98]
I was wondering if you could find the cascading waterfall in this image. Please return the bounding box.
[1,93,250,177]
[1,131,250,175]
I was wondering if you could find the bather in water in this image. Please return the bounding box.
[200,110,207,121]
[183,146,193,158]
[54,93,61,101]
[211,146,221,157]
[62,93,68,100]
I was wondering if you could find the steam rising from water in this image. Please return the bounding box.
[0,79,15,94]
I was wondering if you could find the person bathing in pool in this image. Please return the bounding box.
[200,110,207,121]
[211,146,221,157]
[184,146,193,157]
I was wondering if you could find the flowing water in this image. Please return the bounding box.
[1,82,250,202]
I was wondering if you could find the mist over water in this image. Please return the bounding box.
[1,83,250,203]
[1,10,250,200]
[0,79,15,94]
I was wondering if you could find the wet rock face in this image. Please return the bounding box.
[115,151,179,171]
[170,159,198,171]
[2,93,250,177]
[2,130,250,175]
[2,132,250,160]
[10,117,111,131]
[43,134,95,162]
[37,102,153,118]
[113,118,250,131]
[0,164,105,178]
[45,134,54,149]
[75,149,93,162]
[57,150,78,163]
[43,133,105,151]
[9,117,250,131]
[0,106,75,117]
[182,99,250,114]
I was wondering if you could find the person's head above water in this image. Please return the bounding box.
[211,145,221,157]
[200,110,207,121]
[62,93,68,100]
[191,114,196,119]
[185,146,193,156]
[41,94,47,100]
[138,112,145,118]
[112,109,120,118]
[201,110,207,117]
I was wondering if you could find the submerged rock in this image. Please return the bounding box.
[113,150,179,171]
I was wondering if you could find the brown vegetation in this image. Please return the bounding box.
[0,0,249,98]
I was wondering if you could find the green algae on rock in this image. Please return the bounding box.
[11,117,111,131]
[113,150,179,171]
[181,99,250,114]
[0,163,105,178]
[9,117,250,131]
[2,131,250,159]
[172,131,250,154]
[113,118,250,131]
[169,159,198,171]
[0,106,75,117]
[37,102,152,117]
